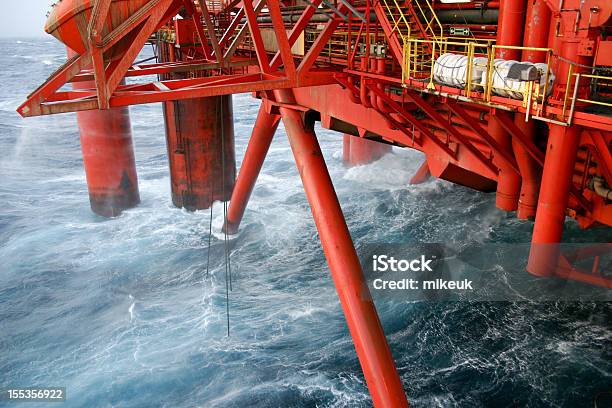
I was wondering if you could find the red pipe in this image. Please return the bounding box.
[369,59,378,109]
[495,0,528,60]
[490,0,528,211]
[512,117,541,219]
[360,56,373,108]
[69,49,140,217]
[224,103,280,234]
[512,0,551,219]
[489,118,521,211]
[276,89,408,408]
[527,125,581,277]
[163,96,236,210]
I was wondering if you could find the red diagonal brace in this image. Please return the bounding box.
[243,0,272,73]
[367,84,457,158]
[17,52,92,117]
[405,91,498,174]
[199,1,224,63]
[298,5,346,74]
[335,76,422,147]
[270,0,323,71]
[275,88,409,408]
[183,0,213,59]
[446,100,519,174]
[104,0,175,103]
[267,0,296,78]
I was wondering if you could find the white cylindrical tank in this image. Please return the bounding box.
[481,59,555,99]
[433,53,554,99]
[433,53,488,89]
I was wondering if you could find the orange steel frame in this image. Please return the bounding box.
[17,0,612,406]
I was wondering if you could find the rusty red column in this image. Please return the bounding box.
[276,89,408,408]
[69,50,140,217]
[163,96,236,210]
[490,0,528,211]
[513,0,552,219]
[224,103,280,234]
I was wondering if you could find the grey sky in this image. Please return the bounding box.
[0,1,54,38]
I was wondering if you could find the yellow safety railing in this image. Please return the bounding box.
[559,69,612,125]
[401,39,557,115]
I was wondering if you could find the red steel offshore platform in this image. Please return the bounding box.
[18,0,612,405]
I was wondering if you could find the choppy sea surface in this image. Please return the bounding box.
[0,38,610,408]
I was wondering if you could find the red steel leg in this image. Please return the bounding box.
[163,95,236,210]
[224,103,280,234]
[278,93,408,407]
[69,49,140,217]
[527,125,581,277]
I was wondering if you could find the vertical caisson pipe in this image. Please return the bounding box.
[527,125,581,276]
[163,96,236,210]
[224,103,279,234]
[69,49,140,217]
[490,0,528,211]
[527,15,595,277]
[513,0,552,219]
[345,135,392,167]
[275,89,408,408]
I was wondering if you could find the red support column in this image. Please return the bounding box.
[224,103,280,234]
[343,134,391,167]
[513,0,552,219]
[528,5,597,277]
[276,90,408,408]
[70,50,140,217]
[527,125,581,277]
[163,96,236,210]
[490,0,528,211]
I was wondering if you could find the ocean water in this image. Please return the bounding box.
[0,38,610,407]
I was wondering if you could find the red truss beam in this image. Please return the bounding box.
[243,0,272,73]
[20,71,337,116]
[267,0,296,79]
[199,0,224,62]
[269,0,323,71]
[298,4,347,74]
[182,0,213,59]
